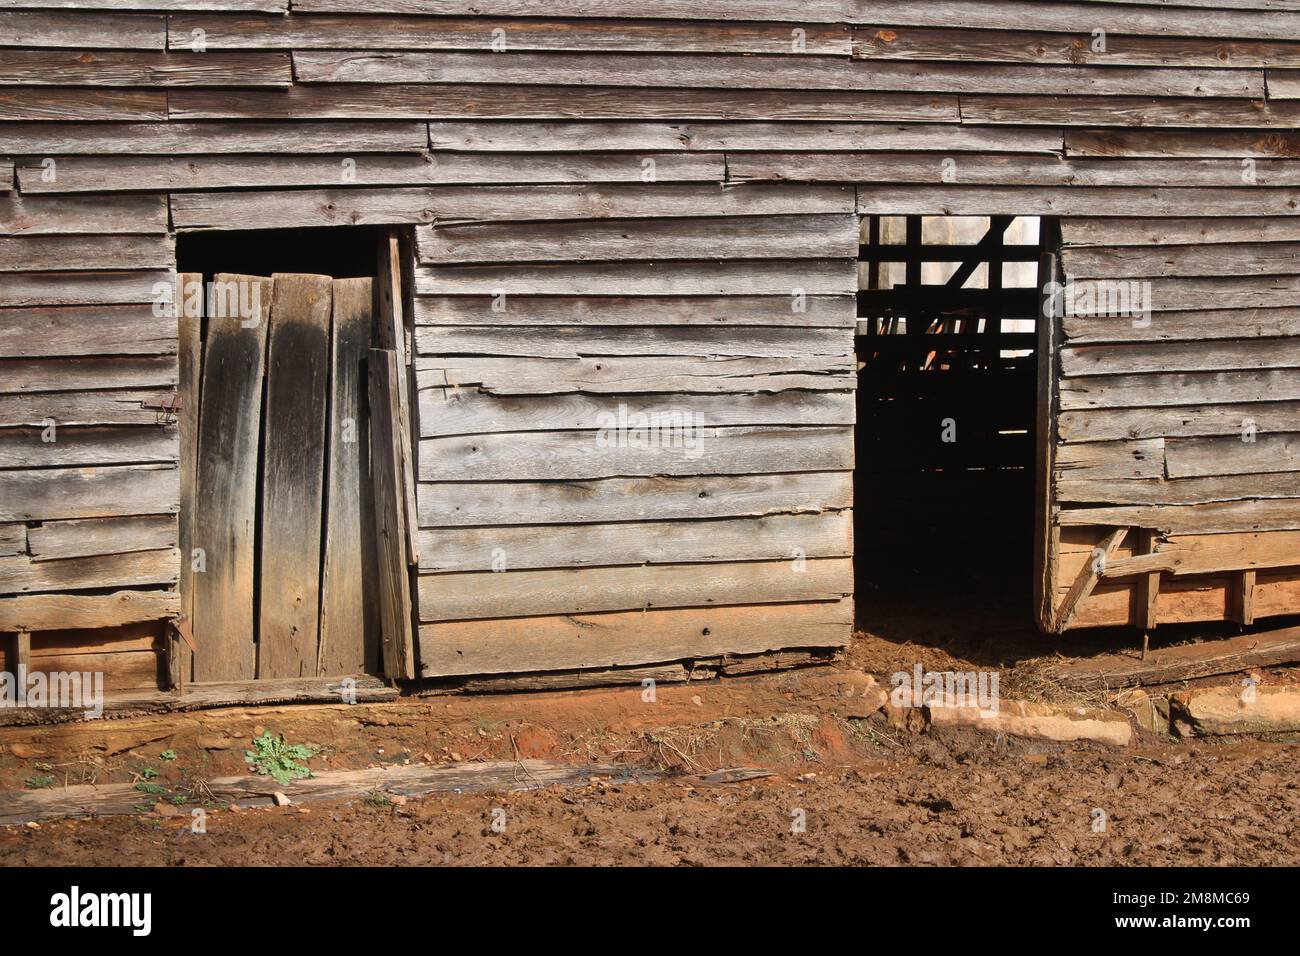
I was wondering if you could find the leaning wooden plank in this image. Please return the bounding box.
[318,278,378,678]
[24,152,723,193]
[167,14,853,54]
[0,425,178,468]
[417,472,853,527]
[28,514,175,562]
[1060,370,1300,410]
[1043,625,1300,693]
[292,50,1260,98]
[0,12,165,50]
[420,390,855,437]
[191,274,272,683]
[0,50,291,86]
[1166,434,1300,479]
[0,356,177,395]
[0,547,178,596]
[0,193,167,236]
[416,326,851,359]
[1055,527,1129,632]
[375,232,419,566]
[416,355,854,394]
[857,185,1300,217]
[419,511,851,573]
[1059,402,1300,444]
[419,600,853,677]
[368,348,416,680]
[961,95,1300,128]
[419,425,853,481]
[416,261,856,296]
[257,274,332,680]
[0,390,183,426]
[427,120,1062,153]
[853,24,1300,68]
[1058,474,1300,507]
[0,464,177,522]
[0,121,427,155]
[0,235,173,273]
[1102,531,1300,579]
[170,183,855,230]
[414,294,855,327]
[417,215,856,264]
[0,758,654,826]
[1062,308,1300,345]
[1057,499,1300,534]
[0,270,173,309]
[0,590,179,632]
[0,88,166,122]
[1066,129,1300,160]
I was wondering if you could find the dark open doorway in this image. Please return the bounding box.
[854,215,1058,645]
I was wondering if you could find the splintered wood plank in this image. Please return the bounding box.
[413,294,855,327]
[258,274,332,680]
[0,193,168,236]
[176,272,202,685]
[318,278,378,677]
[0,88,167,122]
[1056,527,1129,631]
[191,273,271,682]
[26,514,175,561]
[1,12,166,50]
[369,348,416,679]
[419,600,853,677]
[0,463,177,522]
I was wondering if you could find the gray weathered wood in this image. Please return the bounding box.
[413,294,855,327]
[258,274,332,680]
[0,590,180,633]
[26,514,176,562]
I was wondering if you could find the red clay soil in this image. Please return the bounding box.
[1,649,1299,866]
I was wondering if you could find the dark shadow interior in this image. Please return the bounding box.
[853,215,1054,649]
[176,226,386,283]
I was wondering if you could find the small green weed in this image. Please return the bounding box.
[244,731,319,786]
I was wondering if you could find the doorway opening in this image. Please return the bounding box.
[172,227,415,686]
[854,214,1056,641]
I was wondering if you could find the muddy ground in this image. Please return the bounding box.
[2,571,1298,867]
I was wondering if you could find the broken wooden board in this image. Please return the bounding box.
[0,759,659,826]
[258,274,332,679]
[1046,625,1300,692]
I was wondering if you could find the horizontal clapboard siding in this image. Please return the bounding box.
[2,0,1299,670]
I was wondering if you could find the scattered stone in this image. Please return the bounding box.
[24,821,40,830]
[390,795,407,806]
[9,743,47,759]
[1171,685,1300,736]
[928,699,1133,747]
[272,791,291,807]
[153,802,179,818]
[195,735,236,751]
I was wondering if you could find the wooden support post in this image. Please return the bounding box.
[1136,528,1161,635]
[1233,570,1257,627]
[375,231,420,567]
[368,347,416,680]
[1033,244,1062,633]
[174,271,203,690]
[8,631,30,675]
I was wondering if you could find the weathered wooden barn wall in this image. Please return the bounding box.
[2,0,1300,691]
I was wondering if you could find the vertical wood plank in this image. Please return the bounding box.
[173,270,202,688]
[258,273,332,679]
[376,230,420,566]
[1034,243,1062,632]
[318,277,379,676]
[8,631,30,675]
[368,347,415,679]
[1137,529,1161,632]
[1234,570,1257,626]
[191,274,272,682]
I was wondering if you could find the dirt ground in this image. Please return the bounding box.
[2,572,1298,867]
